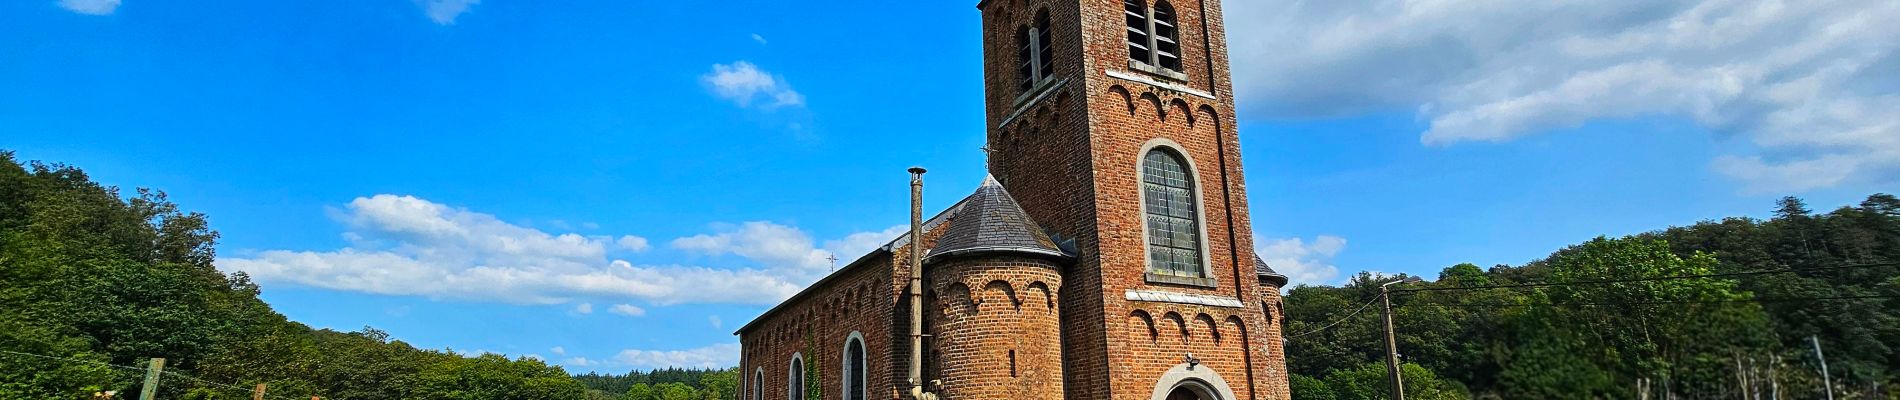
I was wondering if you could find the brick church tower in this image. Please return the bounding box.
[975,0,1292,398]
[733,1,1289,399]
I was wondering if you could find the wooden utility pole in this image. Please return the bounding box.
[1812,335,1833,400]
[253,383,267,400]
[1769,354,1780,400]
[138,358,165,400]
[1381,285,1404,400]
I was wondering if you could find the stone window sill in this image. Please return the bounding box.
[1128,60,1189,82]
[1145,273,1217,288]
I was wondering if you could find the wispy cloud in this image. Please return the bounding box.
[751,34,768,45]
[609,304,646,317]
[616,236,650,252]
[701,61,805,109]
[571,303,593,315]
[1227,0,1900,193]
[1256,235,1348,286]
[612,343,740,369]
[58,0,119,15]
[416,0,479,25]
[219,195,897,306]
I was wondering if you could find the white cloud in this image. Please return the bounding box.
[58,0,118,15]
[550,346,566,356]
[1256,235,1348,286]
[1226,0,1900,193]
[701,61,805,109]
[609,303,646,317]
[751,34,768,45]
[616,235,650,252]
[572,303,593,315]
[563,357,598,367]
[708,315,723,329]
[220,195,894,306]
[613,343,740,369]
[416,0,478,25]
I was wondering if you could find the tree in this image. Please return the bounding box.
[1287,374,1335,400]
[698,368,739,400]
[0,152,609,399]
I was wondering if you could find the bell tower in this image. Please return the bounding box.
[976,0,1288,398]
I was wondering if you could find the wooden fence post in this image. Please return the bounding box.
[138,358,165,400]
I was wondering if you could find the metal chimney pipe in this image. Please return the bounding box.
[905,167,937,400]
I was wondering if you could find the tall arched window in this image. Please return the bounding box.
[1125,0,1183,74]
[1017,9,1056,93]
[1143,148,1203,277]
[787,355,805,400]
[753,368,765,400]
[842,336,867,400]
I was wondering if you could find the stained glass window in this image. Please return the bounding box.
[1143,148,1203,277]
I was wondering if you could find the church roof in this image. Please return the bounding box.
[1255,253,1289,287]
[925,176,1070,262]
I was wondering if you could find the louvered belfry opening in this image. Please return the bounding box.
[1018,9,1057,94]
[1151,1,1181,71]
[1124,0,1151,64]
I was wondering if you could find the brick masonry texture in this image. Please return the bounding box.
[738,0,1287,398]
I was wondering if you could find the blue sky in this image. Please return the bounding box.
[5,0,1895,373]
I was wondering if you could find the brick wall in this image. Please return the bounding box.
[740,252,899,400]
[926,256,1066,400]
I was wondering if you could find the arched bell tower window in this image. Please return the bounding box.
[1142,147,1205,278]
[1125,0,1184,76]
[1124,0,1151,65]
[1017,8,1056,93]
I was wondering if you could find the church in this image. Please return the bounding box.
[734,0,1290,399]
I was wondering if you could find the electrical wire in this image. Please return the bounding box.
[1286,292,1383,339]
[0,348,303,400]
[1401,294,1900,308]
[1284,262,1896,338]
[1391,262,1897,293]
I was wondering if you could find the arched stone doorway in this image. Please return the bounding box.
[1148,363,1238,400]
[1165,380,1219,400]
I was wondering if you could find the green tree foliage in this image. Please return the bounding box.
[591,368,739,400]
[1285,194,1900,399]
[1290,362,1466,400]
[0,152,605,399]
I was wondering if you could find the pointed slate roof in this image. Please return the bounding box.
[1255,253,1289,287]
[925,176,1070,262]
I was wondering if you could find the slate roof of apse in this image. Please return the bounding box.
[925,176,1071,262]
[1255,253,1289,287]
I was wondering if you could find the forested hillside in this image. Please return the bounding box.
[0,152,592,399]
[7,150,1895,400]
[1284,195,1900,399]
[574,368,740,399]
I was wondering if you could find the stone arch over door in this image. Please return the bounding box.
[1147,362,1238,400]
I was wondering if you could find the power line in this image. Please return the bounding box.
[0,349,302,400]
[0,349,148,373]
[1392,262,1897,293]
[1286,293,1383,339]
[1403,294,1900,308]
